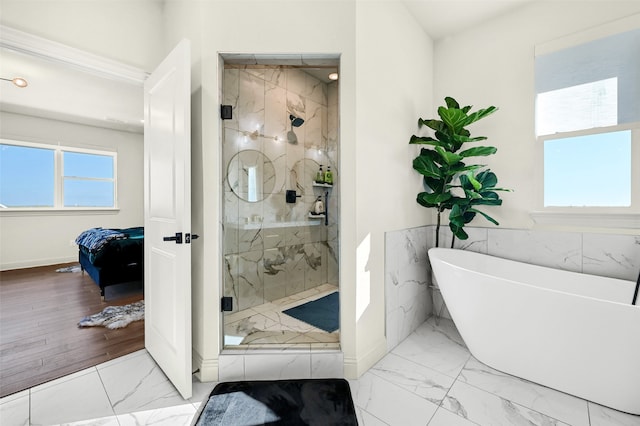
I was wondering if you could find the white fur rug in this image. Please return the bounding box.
[78,300,144,329]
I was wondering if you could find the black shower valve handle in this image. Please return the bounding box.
[285,189,302,203]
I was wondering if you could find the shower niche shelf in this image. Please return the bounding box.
[312,182,333,188]
[228,219,322,230]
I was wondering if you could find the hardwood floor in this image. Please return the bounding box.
[0,263,144,398]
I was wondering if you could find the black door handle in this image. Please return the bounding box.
[163,232,183,244]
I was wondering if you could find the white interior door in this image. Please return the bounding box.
[143,39,192,399]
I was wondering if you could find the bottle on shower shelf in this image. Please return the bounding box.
[316,165,325,184]
[312,196,324,215]
[324,166,333,185]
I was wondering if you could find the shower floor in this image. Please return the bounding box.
[223,283,340,349]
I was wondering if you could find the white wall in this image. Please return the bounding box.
[433,1,640,233]
[353,1,434,375]
[0,112,144,270]
[0,0,166,71]
[160,0,434,379]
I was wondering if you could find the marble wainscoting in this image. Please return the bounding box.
[385,226,434,351]
[385,225,640,350]
[224,222,336,312]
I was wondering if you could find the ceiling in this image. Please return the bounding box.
[403,0,535,40]
[0,2,535,132]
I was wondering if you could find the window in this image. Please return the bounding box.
[0,140,116,210]
[534,24,640,223]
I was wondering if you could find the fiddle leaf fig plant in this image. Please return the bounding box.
[410,97,510,248]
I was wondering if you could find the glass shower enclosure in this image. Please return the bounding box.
[220,55,340,349]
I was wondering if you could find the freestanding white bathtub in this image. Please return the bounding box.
[429,248,640,415]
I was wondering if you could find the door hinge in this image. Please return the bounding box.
[221,105,232,120]
[221,296,233,312]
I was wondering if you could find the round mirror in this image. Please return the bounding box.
[227,150,276,202]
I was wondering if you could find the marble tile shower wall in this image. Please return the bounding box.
[222,66,339,312]
[385,225,640,351]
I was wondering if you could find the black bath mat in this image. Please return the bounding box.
[193,379,357,426]
[283,292,339,333]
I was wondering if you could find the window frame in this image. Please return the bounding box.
[531,15,640,229]
[532,123,640,229]
[0,138,118,213]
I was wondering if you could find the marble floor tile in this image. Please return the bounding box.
[392,317,470,378]
[459,356,590,426]
[0,389,29,426]
[57,416,120,425]
[349,372,438,426]
[224,284,340,347]
[443,381,571,426]
[427,407,479,426]
[30,368,115,425]
[18,309,640,426]
[369,352,455,405]
[355,406,389,426]
[96,350,187,414]
[588,402,640,426]
[189,377,218,406]
[117,403,196,426]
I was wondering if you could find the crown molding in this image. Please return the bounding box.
[0,25,148,85]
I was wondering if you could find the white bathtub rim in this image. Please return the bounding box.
[428,247,639,308]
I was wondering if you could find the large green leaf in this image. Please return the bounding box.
[409,135,443,146]
[467,208,500,225]
[419,119,445,133]
[438,107,468,133]
[472,198,503,206]
[424,176,445,192]
[420,147,441,159]
[450,225,469,241]
[445,97,460,109]
[417,192,452,206]
[462,106,498,127]
[459,146,497,158]
[413,155,443,179]
[449,204,476,227]
[463,173,482,191]
[475,170,498,188]
[435,146,463,166]
[452,134,488,144]
[449,163,483,174]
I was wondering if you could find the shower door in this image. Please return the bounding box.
[221,58,341,349]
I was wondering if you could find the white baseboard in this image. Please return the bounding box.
[1,256,77,271]
[343,337,387,379]
[192,349,218,382]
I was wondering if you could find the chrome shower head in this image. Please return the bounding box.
[289,114,304,127]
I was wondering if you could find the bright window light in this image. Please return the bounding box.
[0,140,117,209]
[544,130,631,207]
[536,78,618,136]
[0,144,54,207]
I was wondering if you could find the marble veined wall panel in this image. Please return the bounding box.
[385,225,640,352]
[222,65,339,312]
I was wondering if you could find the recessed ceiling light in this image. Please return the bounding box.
[328,72,338,81]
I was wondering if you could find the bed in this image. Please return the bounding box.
[76,227,144,299]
